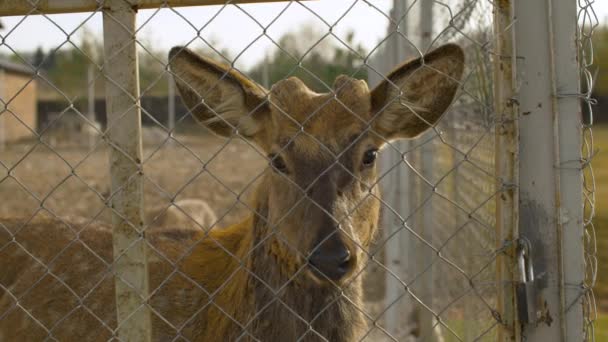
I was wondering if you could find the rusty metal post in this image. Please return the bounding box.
[551,1,586,340]
[103,1,151,341]
[493,0,519,340]
[87,63,96,149]
[512,0,585,340]
[0,68,5,150]
[167,72,175,132]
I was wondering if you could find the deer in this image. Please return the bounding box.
[147,198,218,232]
[0,43,464,341]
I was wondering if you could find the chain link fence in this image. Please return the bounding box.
[578,1,599,340]
[0,0,598,341]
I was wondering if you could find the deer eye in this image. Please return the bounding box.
[362,149,378,167]
[269,154,288,174]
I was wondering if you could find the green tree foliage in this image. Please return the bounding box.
[19,24,367,100]
[248,24,368,92]
[31,31,169,100]
[29,29,104,100]
[139,45,170,97]
[592,24,608,95]
[45,48,94,99]
[31,33,233,100]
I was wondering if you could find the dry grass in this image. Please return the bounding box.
[0,133,266,229]
[590,124,608,312]
[597,314,608,341]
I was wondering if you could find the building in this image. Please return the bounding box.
[0,59,37,145]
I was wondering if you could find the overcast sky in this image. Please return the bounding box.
[0,0,606,68]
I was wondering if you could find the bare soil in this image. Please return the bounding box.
[0,133,265,228]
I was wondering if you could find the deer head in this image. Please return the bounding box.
[168,44,464,286]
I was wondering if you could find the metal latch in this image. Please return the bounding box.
[516,238,537,324]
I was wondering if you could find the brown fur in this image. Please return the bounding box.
[1,44,464,341]
[147,199,218,231]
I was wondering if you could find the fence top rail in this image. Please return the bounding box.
[0,0,300,16]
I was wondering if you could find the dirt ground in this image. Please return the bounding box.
[0,132,265,228]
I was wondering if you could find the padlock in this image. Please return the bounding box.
[515,239,537,324]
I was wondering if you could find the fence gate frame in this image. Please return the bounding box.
[373,0,589,341]
[495,0,586,341]
[518,0,585,339]
[0,0,592,341]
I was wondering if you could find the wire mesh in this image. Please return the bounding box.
[0,0,596,341]
[577,1,599,341]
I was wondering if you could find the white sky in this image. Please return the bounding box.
[0,0,607,69]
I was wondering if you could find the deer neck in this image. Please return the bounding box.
[240,178,365,341]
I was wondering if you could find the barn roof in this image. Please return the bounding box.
[0,59,35,76]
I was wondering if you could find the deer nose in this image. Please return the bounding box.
[308,243,352,281]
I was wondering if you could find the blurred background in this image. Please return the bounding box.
[588,13,608,339]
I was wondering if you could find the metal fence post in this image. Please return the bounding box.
[376,1,418,338]
[103,1,152,341]
[0,0,303,15]
[416,1,436,340]
[87,63,96,149]
[376,1,438,339]
[513,0,584,340]
[167,72,175,132]
[0,68,5,151]
[551,1,586,339]
[493,0,519,340]
[388,1,409,336]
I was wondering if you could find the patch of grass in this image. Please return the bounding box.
[591,125,608,311]
[595,216,608,310]
[597,314,608,341]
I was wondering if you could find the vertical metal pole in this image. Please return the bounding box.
[167,72,175,132]
[103,1,152,341]
[513,0,584,340]
[0,68,5,150]
[379,1,415,337]
[88,63,96,149]
[493,0,519,340]
[262,52,270,89]
[552,0,585,339]
[418,0,433,52]
[417,1,436,340]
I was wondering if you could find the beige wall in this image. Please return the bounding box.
[0,70,37,143]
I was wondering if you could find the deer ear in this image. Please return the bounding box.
[168,46,269,139]
[371,44,465,141]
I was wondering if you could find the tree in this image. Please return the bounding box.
[248,23,368,92]
[591,24,608,95]
[32,47,46,69]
